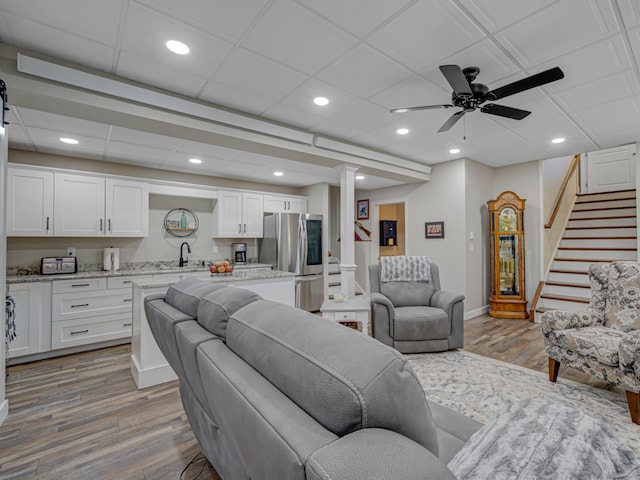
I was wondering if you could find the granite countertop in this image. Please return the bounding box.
[6,262,276,284]
[132,269,294,289]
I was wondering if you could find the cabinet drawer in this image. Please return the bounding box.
[323,311,357,321]
[53,289,133,321]
[53,277,107,294]
[107,276,147,290]
[51,313,132,349]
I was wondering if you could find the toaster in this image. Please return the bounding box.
[41,257,78,275]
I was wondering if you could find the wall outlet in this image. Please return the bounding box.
[66,247,76,257]
[468,243,474,252]
[212,246,220,255]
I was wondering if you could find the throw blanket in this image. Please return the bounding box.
[448,397,640,479]
[380,256,430,283]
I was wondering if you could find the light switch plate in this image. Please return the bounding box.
[66,247,76,257]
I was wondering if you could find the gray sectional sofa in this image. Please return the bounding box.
[144,277,482,479]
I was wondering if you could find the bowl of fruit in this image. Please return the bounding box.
[210,260,233,275]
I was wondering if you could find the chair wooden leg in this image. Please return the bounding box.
[625,391,640,425]
[548,357,560,382]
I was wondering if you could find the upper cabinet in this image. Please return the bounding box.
[213,190,264,238]
[54,173,149,237]
[6,167,54,236]
[6,167,149,238]
[263,194,307,214]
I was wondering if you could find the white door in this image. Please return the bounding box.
[242,192,264,237]
[54,173,106,236]
[8,283,45,358]
[585,144,636,193]
[105,178,149,237]
[214,190,243,237]
[6,167,54,236]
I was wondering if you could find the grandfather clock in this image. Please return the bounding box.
[488,191,528,319]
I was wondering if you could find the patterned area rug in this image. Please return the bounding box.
[407,350,640,454]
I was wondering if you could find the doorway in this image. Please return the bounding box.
[376,202,406,259]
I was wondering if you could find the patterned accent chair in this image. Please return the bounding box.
[369,262,465,353]
[541,261,640,424]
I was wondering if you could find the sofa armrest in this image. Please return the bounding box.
[306,428,456,480]
[540,310,599,339]
[619,330,640,375]
[431,290,465,311]
[370,292,395,316]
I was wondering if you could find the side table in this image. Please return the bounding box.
[320,296,371,335]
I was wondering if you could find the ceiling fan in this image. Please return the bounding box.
[390,65,564,133]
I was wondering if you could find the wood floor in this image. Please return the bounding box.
[0,314,620,479]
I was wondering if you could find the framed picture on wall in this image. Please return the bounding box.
[357,199,369,220]
[425,221,445,239]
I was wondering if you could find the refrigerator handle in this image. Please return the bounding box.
[298,216,307,273]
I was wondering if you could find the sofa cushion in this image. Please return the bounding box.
[165,277,225,318]
[552,326,625,366]
[197,287,262,339]
[604,261,640,331]
[380,281,435,307]
[225,299,440,456]
[393,306,449,341]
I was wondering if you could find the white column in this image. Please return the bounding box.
[337,165,359,300]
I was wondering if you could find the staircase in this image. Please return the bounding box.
[534,189,637,322]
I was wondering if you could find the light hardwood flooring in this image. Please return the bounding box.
[0,314,619,478]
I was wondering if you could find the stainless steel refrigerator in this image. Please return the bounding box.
[259,213,323,312]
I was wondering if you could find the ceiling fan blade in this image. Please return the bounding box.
[439,65,472,96]
[481,103,531,120]
[390,104,453,113]
[437,111,465,133]
[487,67,564,101]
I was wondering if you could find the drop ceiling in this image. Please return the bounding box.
[0,0,639,189]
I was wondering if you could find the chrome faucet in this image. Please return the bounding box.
[179,241,191,267]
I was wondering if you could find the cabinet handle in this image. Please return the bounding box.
[99,218,103,232]
[122,280,131,284]
[284,200,287,209]
[287,201,290,210]
[123,298,132,302]
[238,223,242,233]
[123,322,132,327]
[108,219,112,232]
[46,216,50,231]
[70,303,89,308]
[70,329,89,335]
[244,223,247,233]
[71,283,91,287]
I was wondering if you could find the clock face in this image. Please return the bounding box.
[498,207,517,231]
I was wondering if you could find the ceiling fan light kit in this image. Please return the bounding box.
[391,65,564,133]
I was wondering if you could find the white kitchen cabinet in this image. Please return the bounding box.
[6,167,54,236]
[7,282,51,358]
[213,190,264,238]
[54,173,148,237]
[263,194,307,214]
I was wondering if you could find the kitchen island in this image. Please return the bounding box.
[130,269,295,389]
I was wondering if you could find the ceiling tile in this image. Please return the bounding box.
[495,0,621,68]
[316,44,412,98]
[312,99,398,139]
[214,48,309,102]
[120,2,234,79]
[28,126,106,155]
[174,141,240,159]
[458,0,558,32]
[628,26,640,66]
[553,70,640,112]
[1,14,116,71]
[241,0,358,74]
[618,0,640,29]
[295,0,412,37]
[105,141,169,166]
[370,75,447,111]
[199,81,275,115]
[0,0,123,46]
[508,114,597,154]
[115,51,209,97]
[571,95,640,147]
[465,130,549,162]
[18,108,110,138]
[109,127,184,150]
[367,0,485,71]
[139,0,266,42]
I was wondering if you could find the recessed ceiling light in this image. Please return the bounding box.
[166,40,190,55]
[551,137,565,144]
[313,97,329,106]
[273,171,284,176]
[355,175,365,180]
[449,148,460,154]
[396,128,409,135]
[189,158,202,164]
[60,137,78,144]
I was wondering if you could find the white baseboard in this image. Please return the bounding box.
[464,305,489,320]
[0,398,8,426]
[130,354,177,390]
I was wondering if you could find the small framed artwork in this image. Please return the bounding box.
[357,199,369,220]
[425,221,445,239]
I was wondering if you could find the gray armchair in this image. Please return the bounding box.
[369,262,464,353]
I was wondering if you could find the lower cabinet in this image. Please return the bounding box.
[51,277,137,350]
[7,282,51,358]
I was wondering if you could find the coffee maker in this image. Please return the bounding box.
[232,243,247,265]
